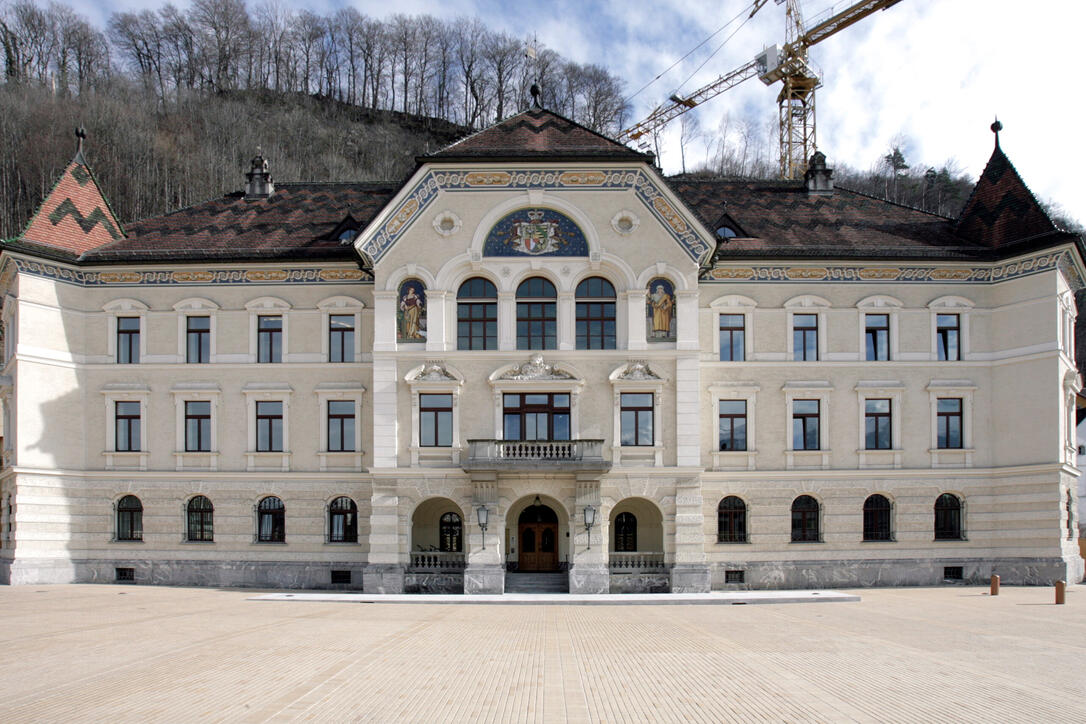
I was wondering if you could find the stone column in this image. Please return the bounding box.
[670,476,710,592]
[464,474,504,594]
[675,289,700,352]
[363,476,405,593]
[569,476,608,594]
[372,291,397,352]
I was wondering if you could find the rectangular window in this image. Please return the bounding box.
[793,314,818,361]
[718,400,748,451]
[865,314,890,361]
[503,393,570,441]
[257,315,282,363]
[184,401,211,452]
[936,313,960,361]
[936,398,963,449]
[419,394,453,447]
[115,401,141,452]
[864,398,892,450]
[328,314,354,363]
[792,399,820,450]
[117,317,140,363]
[327,400,356,452]
[186,316,210,363]
[256,401,283,452]
[620,393,654,446]
[725,569,745,584]
[719,314,745,361]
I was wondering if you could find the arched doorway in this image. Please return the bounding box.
[518,500,559,571]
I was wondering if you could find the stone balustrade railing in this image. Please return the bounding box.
[409,551,466,571]
[464,439,609,471]
[609,552,668,572]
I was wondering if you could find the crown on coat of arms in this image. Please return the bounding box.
[527,209,545,222]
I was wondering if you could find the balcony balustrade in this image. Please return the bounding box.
[463,438,610,472]
[409,551,466,571]
[609,552,668,572]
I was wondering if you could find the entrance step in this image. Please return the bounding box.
[505,572,569,594]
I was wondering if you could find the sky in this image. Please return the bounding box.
[90,0,1086,224]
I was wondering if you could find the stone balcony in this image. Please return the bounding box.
[463,439,611,472]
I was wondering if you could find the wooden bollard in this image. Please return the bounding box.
[1055,579,1066,605]
[990,574,1000,595]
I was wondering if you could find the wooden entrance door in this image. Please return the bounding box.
[517,501,560,572]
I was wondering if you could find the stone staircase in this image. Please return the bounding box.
[504,572,569,594]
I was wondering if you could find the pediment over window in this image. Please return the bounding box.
[492,353,578,382]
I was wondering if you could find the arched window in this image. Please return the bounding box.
[457,278,497,350]
[614,511,637,552]
[575,277,616,349]
[328,496,357,543]
[934,493,962,540]
[516,277,557,350]
[863,494,892,541]
[439,512,462,552]
[186,495,214,542]
[257,496,285,542]
[717,496,747,543]
[116,495,143,541]
[791,495,819,542]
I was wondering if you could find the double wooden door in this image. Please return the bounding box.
[518,522,559,571]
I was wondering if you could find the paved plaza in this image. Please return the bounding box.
[1,584,1084,723]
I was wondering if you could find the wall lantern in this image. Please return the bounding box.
[476,505,489,550]
[583,505,597,550]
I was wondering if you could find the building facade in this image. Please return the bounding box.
[1,110,1082,593]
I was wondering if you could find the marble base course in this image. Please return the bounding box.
[464,564,505,594]
[569,565,609,594]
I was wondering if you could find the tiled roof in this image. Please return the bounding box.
[81,183,397,263]
[424,107,650,162]
[17,151,124,257]
[956,141,1058,248]
[669,178,988,260]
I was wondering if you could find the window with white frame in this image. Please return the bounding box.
[928,296,973,362]
[782,381,832,469]
[785,296,830,362]
[171,383,219,471]
[854,381,904,469]
[246,297,291,363]
[926,379,975,467]
[315,382,365,472]
[609,362,663,466]
[174,298,218,363]
[709,382,759,471]
[711,296,756,362]
[243,383,292,471]
[856,295,902,362]
[102,383,150,470]
[103,299,148,364]
[406,362,463,466]
[318,296,364,363]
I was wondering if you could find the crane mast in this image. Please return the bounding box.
[616,0,903,179]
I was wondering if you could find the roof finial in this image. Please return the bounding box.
[75,126,86,154]
[991,116,1002,148]
[530,83,542,109]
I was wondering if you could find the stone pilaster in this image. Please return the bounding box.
[363,477,404,593]
[464,474,504,594]
[671,476,710,593]
[569,476,608,594]
[424,289,448,352]
[625,289,648,351]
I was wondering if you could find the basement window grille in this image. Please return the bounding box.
[725,569,745,584]
[330,570,352,585]
[943,566,963,581]
[115,567,135,582]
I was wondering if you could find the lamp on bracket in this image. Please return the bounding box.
[476,505,489,550]
[583,505,597,550]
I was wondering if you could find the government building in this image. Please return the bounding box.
[0,108,1082,593]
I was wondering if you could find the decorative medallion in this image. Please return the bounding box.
[646,277,676,342]
[482,208,588,257]
[611,210,640,236]
[412,361,457,381]
[432,210,462,237]
[397,278,427,343]
[618,361,661,380]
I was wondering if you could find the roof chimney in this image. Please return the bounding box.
[804,150,833,196]
[245,148,274,199]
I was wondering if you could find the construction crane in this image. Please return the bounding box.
[617,0,903,180]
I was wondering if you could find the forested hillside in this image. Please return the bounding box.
[2,0,1078,242]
